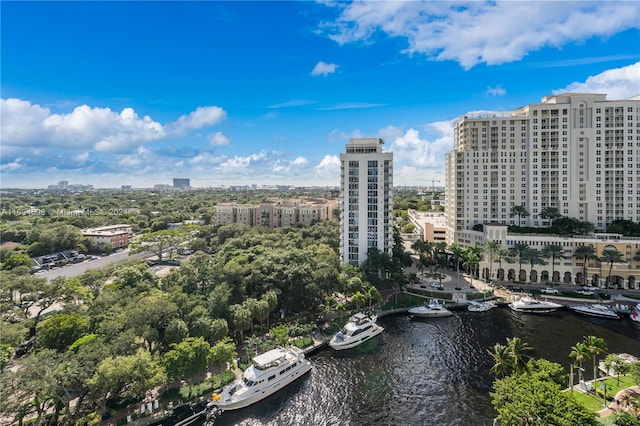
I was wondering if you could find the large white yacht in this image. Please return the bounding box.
[329,312,384,350]
[408,299,453,318]
[209,347,311,411]
[508,296,563,314]
[569,303,621,319]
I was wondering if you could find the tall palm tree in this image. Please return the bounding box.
[507,337,532,374]
[569,342,591,384]
[488,343,514,377]
[512,242,530,282]
[449,243,465,288]
[494,247,512,282]
[600,248,625,288]
[575,245,597,287]
[483,240,501,282]
[510,204,530,226]
[522,248,547,283]
[541,244,565,284]
[462,251,480,286]
[539,206,561,227]
[583,335,607,385]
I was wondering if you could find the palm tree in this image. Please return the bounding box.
[352,291,366,310]
[541,244,565,284]
[449,243,465,288]
[583,335,607,385]
[507,337,532,374]
[511,242,530,282]
[575,245,597,287]
[483,240,501,283]
[510,204,530,226]
[463,250,480,286]
[522,248,547,283]
[569,342,591,384]
[488,343,514,377]
[494,247,511,282]
[600,248,625,288]
[539,206,561,227]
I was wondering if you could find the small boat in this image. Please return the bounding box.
[329,312,384,350]
[209,347,311,411]
[408,299,453,318]
[508,296,562,314]
[569,303,620,319]
[467,300,496,312]
[631,304,640,323]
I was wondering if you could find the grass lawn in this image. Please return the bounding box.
[570,376,636,413]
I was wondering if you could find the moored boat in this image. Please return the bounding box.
[329,312,384,350]
[408,299,453,318]
[631,304,640,323]
[508,296,562,314]
[467,300,496,312]
[569,303,620,319]
[209,347,311,411]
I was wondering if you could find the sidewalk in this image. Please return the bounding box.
[598,385,640,417]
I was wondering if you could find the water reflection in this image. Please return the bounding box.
[206,309,640,426]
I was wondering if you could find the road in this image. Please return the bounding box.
[37,249,146,280]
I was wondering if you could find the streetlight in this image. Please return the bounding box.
[601,383,613,407]
[569,364,585,395]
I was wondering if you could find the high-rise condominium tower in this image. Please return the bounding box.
[340,138,394,265]
[445,93,640,245]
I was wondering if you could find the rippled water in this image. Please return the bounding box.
[204,308,640,426]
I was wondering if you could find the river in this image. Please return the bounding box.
[204,308,640,426]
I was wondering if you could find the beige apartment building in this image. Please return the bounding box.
[445,92,640,289]
[214,197,339,228]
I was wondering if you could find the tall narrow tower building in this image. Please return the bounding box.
[340,138,393,265]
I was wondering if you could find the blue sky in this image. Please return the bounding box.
[2,1,640,189]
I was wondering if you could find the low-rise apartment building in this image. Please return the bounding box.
[81,224,133,249]
[215,197,339,228]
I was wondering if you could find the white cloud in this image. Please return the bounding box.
[0,159,22,171]
[387,124,454,185]
[292,156,309,166]
[1,98,228,153]
[316,102,385,111]
[208,131,230,146]
[554,62,640,100]
[272,156,309,173]
[167,106,227,134]
[268,99,315,108]
[219,151,269,172]
[319,1,640,69]
[311,61,338,76]
[315,154,341,179]
[486,85,506,96]
[73,152,90,164]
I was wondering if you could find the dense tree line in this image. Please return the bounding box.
[0,219,408,425]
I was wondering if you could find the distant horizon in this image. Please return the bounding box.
[2,2,639,188]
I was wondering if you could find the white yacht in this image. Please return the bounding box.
[467,300,496,312]
[569,303,620,319]
[508,296,563,314]
[329,312,384,350]
[408,299,453,318]
[209,347,311,411]
[631,304,640,323]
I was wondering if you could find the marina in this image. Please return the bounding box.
[201,306,640,426]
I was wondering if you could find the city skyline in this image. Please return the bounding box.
[2,1,640,189]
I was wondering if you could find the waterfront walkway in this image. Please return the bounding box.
[598,385,640,417]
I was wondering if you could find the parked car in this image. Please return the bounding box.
[575,289,595,296]
[541,287,559,295]
[582,285,599,291]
